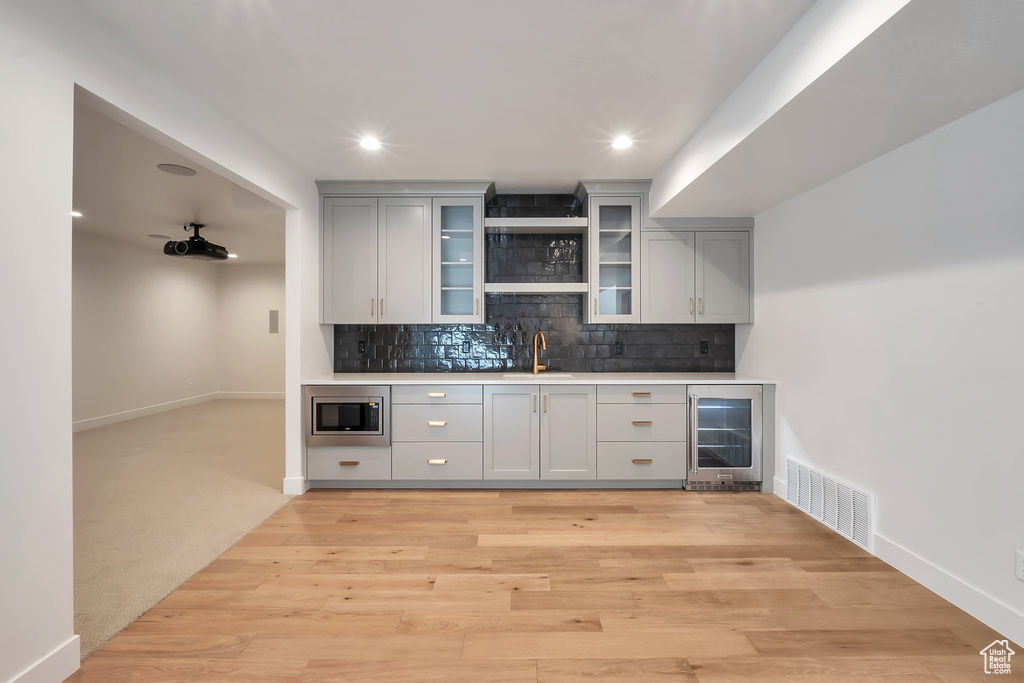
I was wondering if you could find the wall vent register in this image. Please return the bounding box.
[786,456,874,551]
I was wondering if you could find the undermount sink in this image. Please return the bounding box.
[502,372,575,380]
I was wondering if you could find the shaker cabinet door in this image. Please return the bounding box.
[484,385,540,480]
[540,385,597,480]
[695,231,751,324]
[641,230,695,323]
[322,197,378,324]
[378,197,433,324]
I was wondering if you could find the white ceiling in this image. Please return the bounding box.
[78,0,816,193]
[73,101,285,263]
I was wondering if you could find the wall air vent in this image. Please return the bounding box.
[784,457,875,552]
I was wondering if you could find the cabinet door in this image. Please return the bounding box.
[433,197,484,323]
[322,197,378,324]
[589,196,641,323]
[540,385,597,480]
[483,385,540,480]
[641,231,695,323]
[378,197,432,324]
[695,231,751,323]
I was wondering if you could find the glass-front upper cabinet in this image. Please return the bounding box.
[588,195,641,323]
[432,197,484,323]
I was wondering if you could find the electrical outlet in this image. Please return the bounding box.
[462,341,471,354]
[700,340,709,354]
[613,341,624,355]
[358,340,366,354]
[1016,550,1024,582]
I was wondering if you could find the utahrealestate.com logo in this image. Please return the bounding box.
[980,639,1015,675]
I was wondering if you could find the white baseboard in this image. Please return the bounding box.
[283,476,308,495]
[773,476,787,500]
[874,534,1024,647]
[72,393,218,432]
[73,391,286,432]
[10,634,79,683]
[217,391,285,400]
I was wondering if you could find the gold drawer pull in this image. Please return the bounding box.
[427,392,447,398]
[338,461,360,467]
[632,392,652,397]
[427,458,448,465]
[632,458,653,465]
[631,420,653,426]
[427,420,448,427]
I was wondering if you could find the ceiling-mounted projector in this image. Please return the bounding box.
[163,222,228,261]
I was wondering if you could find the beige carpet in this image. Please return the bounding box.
[73,399,292,658]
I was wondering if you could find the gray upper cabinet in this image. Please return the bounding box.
[588,196,641,323]
[540,385,597,480]
[322,197,378,324]
[483,385,540,480]
[433,197,484,324]
[377,197,433,324]
[641,230,696,323]
[695,231,751,324]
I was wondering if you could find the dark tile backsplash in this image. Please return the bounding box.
[333,194,735,373]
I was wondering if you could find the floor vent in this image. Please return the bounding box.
[784,457,874,552]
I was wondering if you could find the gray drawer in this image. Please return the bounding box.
[392,404,483,442]
[392,384,482,404]
[597,442,687,480]
[597,403,687,442]
[307,446,391,480]
[597,384,688,404]
[392,443,483,480]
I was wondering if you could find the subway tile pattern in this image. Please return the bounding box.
[334,295,734,373]
[486,234,583,284]
[487,193,582,218]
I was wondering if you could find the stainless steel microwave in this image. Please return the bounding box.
[304,385,390,447]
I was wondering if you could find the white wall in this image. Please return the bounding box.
[0,3,329,680]
[738,88,1024,644]
[219,264,286,395]
[72,234,286,427]
[73,232,221,423]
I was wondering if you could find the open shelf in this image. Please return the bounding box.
[484,217,588,234]
[484,282,589,295]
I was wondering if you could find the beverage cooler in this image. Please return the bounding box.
[687,385,762,485]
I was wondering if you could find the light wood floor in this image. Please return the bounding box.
[70,490,1018,682]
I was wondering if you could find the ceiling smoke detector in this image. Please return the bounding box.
[157,163,197,176]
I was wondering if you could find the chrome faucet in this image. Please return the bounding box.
[532,331,547,375]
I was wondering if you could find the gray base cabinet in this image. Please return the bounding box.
[540,385,597,480]
[483,385,540,479]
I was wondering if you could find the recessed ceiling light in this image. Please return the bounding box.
[147,233,171,240]
[157,163,197,176]
[360,137,382,150]
[612,136,633,150]
[227,253,238,259]
[70,211,83,217]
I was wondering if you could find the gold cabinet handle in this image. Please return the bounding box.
[427,392,447,398]
[594,298,598,314]
[698,297,703,315]
[631,420,653,426]
[427,458,448,465]
[533,394,537,412]
[371,298,375,316]
[475,298,479,316]
[427,420,448,427]
[543,394,548,412]
[632,458,653,465]
[380,298,384,316]
[338,461,360,467]
[689,297,694,315]
[631,392,652,397]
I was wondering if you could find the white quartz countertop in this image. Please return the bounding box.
[303,372,775,385]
